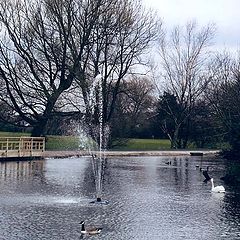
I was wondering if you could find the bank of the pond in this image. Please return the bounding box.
[43,149,220,159]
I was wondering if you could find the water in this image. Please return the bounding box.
[0,156,239,240]
[80,73,110,202]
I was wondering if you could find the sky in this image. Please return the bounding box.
[143,0,240,52]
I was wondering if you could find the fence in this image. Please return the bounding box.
[0,137,45,158]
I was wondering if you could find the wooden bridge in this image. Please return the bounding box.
[0,137,45,160]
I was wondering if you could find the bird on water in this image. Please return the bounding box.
[210,178,225,193]
[200,166,211,182]
[80,221,102,235]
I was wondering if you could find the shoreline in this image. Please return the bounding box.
[43,149,221,159]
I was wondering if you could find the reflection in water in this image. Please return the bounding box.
[0,156,239,239]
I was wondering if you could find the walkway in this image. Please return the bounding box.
[43,149,220,159]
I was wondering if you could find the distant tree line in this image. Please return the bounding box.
[106,22,240,155]
[0,0,239,155]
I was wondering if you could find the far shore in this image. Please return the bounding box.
[43,149,221,159]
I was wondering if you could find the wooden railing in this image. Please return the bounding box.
[0,137,45,158]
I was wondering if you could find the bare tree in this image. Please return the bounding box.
[205,52,234,129]
[64,0,162,145]
[0,0,162,138]
[111,75,155,138]
[205,52,240,151]
[0,0,103,136]
[156,21,215,148]
[74,0,161,125]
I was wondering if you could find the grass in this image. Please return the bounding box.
[111,138,171,151]
[0,131,30,137]
[0,131,172,151]
[45,135,80,150]
[45,137,171,151]
[2,131,221,151]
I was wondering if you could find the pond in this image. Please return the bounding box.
[0,155,239,240]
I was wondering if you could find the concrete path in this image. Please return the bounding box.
[43,149,220,159]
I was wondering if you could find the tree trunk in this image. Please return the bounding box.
[171,124,180,149]
[31,119,48,137]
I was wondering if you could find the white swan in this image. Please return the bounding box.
[210,178,225,193]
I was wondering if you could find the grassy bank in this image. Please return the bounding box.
[111,138,171,151]
[0,132,171,151]
[0,131,222,151]
[46,137,171,151]
[45,135,80,150]
[0,131,30,137]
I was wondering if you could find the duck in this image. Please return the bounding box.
[210,178,225,193]
[80,221,102,235]
[165,161,171,165]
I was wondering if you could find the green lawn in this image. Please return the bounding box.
[0,132,171,151]
[1,132,222,151]
[45,137,171,151]
[112,138,171,151]
[45,135,80,150]
[0,131,30,137]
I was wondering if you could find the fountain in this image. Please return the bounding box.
[79,73,110,204]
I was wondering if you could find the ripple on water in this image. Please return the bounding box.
[0,156,239,240]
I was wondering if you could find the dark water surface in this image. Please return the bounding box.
[0,156,239,240]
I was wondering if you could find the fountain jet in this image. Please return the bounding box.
[84,73,110,205]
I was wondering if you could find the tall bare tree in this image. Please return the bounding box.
[157,21,215,148]
[205,52,240,152]
[0,0,104,136]
[111,76,155,138]
[73,0,161,132]
[0,0,161,137]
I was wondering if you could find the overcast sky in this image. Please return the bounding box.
[143,0,240,52]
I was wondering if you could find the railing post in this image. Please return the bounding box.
[20,137,23,157]
[43,137,45,152]
[6,138,8,157]
[31,137,33,157]
[18,137,20,157]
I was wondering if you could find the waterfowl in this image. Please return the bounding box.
[80,221,102,235]
[165,161,171,165]
[200,166,209,172]
[201,167,211,182]
[210,178,225,193]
